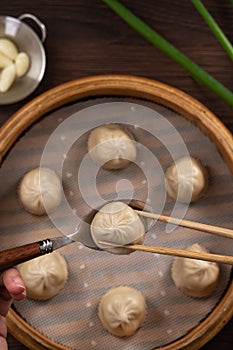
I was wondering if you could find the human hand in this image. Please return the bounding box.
[0,268,26,350]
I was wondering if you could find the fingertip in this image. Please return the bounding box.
[3,268,26,296]
[12,276,25,291]
[11,290,26,301]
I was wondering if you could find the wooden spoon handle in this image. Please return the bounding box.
[0,240,52,271]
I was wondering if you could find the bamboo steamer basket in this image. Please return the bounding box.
[0,74,232,350]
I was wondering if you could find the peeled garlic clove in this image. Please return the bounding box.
[0,39,18,61]
[0,63,16,93]
[15,52,30,77]
[0,51,12,69]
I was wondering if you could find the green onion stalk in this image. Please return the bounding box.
[102,0,233,106]
[192,0,233,61]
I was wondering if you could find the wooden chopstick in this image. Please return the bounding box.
[134,210,233,239]
[98,241,233,265]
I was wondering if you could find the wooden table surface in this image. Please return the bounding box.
[0,1,232,349]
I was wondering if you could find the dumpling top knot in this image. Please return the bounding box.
[19,167,62,215]
[17,252,68,300]
[165,156,209,203]
[87,124,136,170]
[98,286,147,337]
[90,201,145,254]
[172,243,220,298]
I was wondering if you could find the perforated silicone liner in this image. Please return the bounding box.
[0,98,232,350]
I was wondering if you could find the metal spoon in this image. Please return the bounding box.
[0,200,153,271]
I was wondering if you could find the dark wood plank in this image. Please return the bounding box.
[1,1,232,349]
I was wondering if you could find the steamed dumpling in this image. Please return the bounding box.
[19,167,62,215]
[17,252,68,300]
[171,243,220,298]
[87,124,136,169]
[165,156,208,203]
[90,201,145,254]
[98,286,147,337]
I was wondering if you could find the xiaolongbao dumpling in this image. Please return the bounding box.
[17,252,68,300]
[165,156,208,203]
[98,286,147,337]
[90,201,145,254]
[87,124,136,170]
[171,243,220,298]
[19,167,62,215]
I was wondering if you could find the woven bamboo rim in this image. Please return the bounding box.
[2,74,232,349]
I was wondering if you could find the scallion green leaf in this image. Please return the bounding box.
[192,0,233,61]
[102,0,233,106]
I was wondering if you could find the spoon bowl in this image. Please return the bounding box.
[0,199,154,270]
[66,199,154,249]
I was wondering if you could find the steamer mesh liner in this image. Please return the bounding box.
[0,98,232,350]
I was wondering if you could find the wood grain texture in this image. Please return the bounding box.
[136,210,233,239]
[0,0,232,349]
[0,242,41,271]
[100,241,233,265]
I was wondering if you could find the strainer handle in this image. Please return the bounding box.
[0,239,53,271]
[18,13,47,43]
